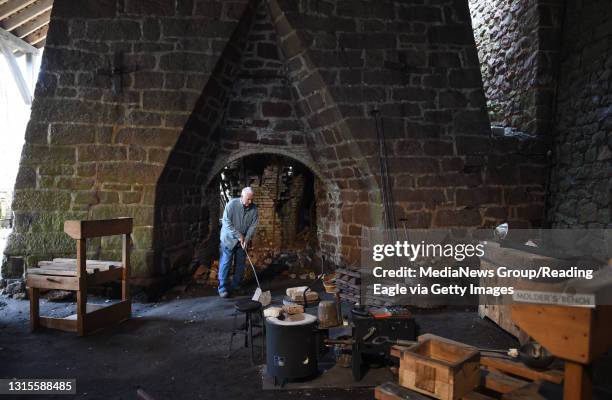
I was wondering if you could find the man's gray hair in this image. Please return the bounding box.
[241,187,254,197]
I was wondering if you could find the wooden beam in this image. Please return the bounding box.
[39,316,78,332]
[0,38,32,104]
[12,8,50,37]
[26,273,78,290]
[480,356,564,384]
[23,23,45,45]
[0,0,53,31]
[0,0,38,20]
[64,218,134,239]
[0,25,37,53]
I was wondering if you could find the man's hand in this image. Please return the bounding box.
[239,234,245,248]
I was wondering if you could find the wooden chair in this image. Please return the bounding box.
[26,218,132,336]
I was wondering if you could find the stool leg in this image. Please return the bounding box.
[227,311,238,358]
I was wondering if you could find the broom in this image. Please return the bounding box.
[242,244,271,307]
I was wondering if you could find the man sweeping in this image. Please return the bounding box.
[218,187,259,298]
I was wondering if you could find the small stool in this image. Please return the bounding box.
[227,299,265,364]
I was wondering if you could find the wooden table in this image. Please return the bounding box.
[511,303,612,400]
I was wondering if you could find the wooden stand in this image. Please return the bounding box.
[27,218,132,336]
[511,303,612,400]
[388,334,565,400]
[399,334,480,400]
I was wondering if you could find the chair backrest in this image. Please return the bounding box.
[64,218,133,239]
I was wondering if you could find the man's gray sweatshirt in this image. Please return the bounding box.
[220,198,259,249]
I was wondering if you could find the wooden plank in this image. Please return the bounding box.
[511,304,592,364]
[26,274,78,290]
[22,22,45,45]
[12,9,50,38]
[37,261,114,272]
[53,258,123,268]
[84,300,130,334]
[481,356,563,384]
[0,0,38,20]
[375,382,432,400]
[28,268,77,276]
[415,362,436,393]
[88,267,123,286]
[1,0,52,31]
[64,218,133,239]
[482,370,530,394]
[39,316,78,332]
[0,37,31,103]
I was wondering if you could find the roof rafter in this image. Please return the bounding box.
[1,0,53,31]
[23,22,45,44]
[0,0,38,21]
[12,8,49,37]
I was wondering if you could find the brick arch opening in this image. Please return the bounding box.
[153,149,340,283]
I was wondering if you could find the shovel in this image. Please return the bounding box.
[242,244,271,307]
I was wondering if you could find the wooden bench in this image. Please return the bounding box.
[26,218,132,336]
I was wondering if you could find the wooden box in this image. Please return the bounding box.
[399,335,480,400]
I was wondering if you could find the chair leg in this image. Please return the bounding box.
[29,288,40,332]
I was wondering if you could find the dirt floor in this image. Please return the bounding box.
[1,279,611,400]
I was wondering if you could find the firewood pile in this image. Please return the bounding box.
[190,247,320,287]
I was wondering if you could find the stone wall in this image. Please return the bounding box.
[6,0,548,286]
[547,0,611,228]
[469,0,564,135]
[7,0,253,282]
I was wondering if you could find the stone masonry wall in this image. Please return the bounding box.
[547,0,611,228]
[272,0,549,262]
[469,0,564,135]
[7,0,253,282]
[7,0,550,285]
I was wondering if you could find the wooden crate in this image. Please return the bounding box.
[399,335,480,400]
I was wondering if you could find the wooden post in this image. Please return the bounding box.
[564,361,592,400]
[29,287,40,332]
[122,233,130,302]
[76,239,87,336]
